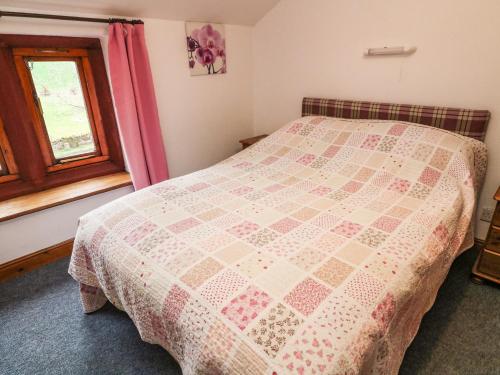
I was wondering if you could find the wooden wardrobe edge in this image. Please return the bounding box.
[0,238,73,282]
[474,237,484,247]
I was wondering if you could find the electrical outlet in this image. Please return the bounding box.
[480,206,495,222]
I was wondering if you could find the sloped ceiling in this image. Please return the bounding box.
[0,0,280,25]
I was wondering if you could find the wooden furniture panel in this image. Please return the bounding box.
[239,134,268,150]
[477,249,500,277]
[472,186,500,284]
[485,227,500,254]
[493,202,500,228]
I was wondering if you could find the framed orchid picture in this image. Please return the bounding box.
[186,22,226,76]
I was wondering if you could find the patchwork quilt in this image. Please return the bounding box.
[69,116,487,374]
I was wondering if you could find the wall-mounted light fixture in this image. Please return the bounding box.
[364,46,417,56]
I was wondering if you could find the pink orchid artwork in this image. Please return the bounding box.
[186,22,226,76]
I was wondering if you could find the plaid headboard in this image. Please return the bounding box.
[302,97,490,141]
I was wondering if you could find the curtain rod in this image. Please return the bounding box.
[0,10,144,24]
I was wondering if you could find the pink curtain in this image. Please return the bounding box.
[108,22,169,190]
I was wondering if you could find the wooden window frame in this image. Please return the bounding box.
[0,35,124,201]
[0,116,19,183]
[14,48,110,171]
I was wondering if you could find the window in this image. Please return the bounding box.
[0,35,124,201]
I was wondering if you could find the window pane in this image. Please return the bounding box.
[28,61,96,160]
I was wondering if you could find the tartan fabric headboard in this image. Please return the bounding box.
[302,97,490,141]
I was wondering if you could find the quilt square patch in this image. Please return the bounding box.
[322,145,341,158]
[360,134,381,150]
[245,228,280,247]
[136,229,171,255]
[365,254,401,283]
[310,156,329,169]
[377,136,398,153]
[429,148,452,170]
[254,262,303,298]
[312,232,346,251]
[353,167,376,182]
[227,221,260,238]
[289,247,327,271]
[372,171,394,188]
[411,143,434,162]
[387,123,407,136]
[183,201,213,215]
[291,207,320,221]
[236,251,276,278]
[336,242,372,265]
[275,146,291,156]
[345,272,384,307]
[310,185,333,196]
[200,269,248,308]
[287,122,303,134]
[230,186,254,196]
[299,124,315,136]
[221,286,272,331]
[260,156,278,165]
[104,208,134,229]
[386,205,412,219]
[162,284,190,323]
[342,180,363,193]
[333,131,350,145]
[248,303,303,358]
[198,233,235,252]
[186,182,210,192]
[357,228,388,248]
[122,221,157,246]
[180,257,223,289]
[269,218,302,234]
[286,224,322,243]
[284,278,331,316]
[296,153,316,165]
[407,182,432,200]
[197,207,227,221]
[332,221,363,238]
[419,166,441,187]
[328,190,350,202]
[264,236,303,258]
[371,216,401,233]
[214,241,254,264]
[167,217,201,234]
[387,177,411,193]
[264,184,286,193]
[310,214,341,230]
[338,163,359,178]
[165,248,204,276]
[314,257,354,288]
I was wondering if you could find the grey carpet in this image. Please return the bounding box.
[0,246,498,375]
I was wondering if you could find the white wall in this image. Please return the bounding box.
[253,0,500,239]
[145,19,254,177]
[0,187,133,264]
[0,9,254,263]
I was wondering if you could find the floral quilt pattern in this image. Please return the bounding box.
[69,116,486,374]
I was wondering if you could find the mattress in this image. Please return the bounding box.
[69,116,487,374]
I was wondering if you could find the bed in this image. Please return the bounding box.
[69,97,489,374]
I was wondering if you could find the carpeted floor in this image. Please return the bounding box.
[0,246,499,375]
